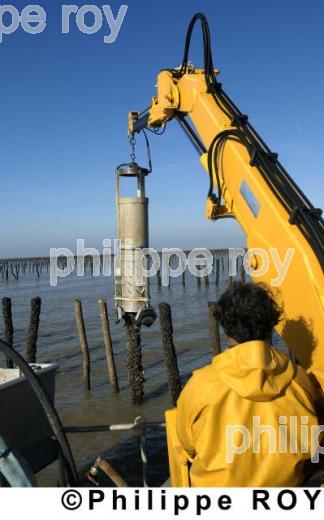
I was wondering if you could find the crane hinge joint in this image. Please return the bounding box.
[205,195,231,220]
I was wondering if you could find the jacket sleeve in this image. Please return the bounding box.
[176,375,200,458]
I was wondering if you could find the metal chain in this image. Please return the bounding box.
[129,133,136,163]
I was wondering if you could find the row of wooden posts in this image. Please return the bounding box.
[73,299,224,407]
[156,257,246,287]
[0,250,246,283]
[72,299,191,403]
[73,299,119,393]
[1,295,224,407]
[0,296,119,393]
[0,259,50,280]
[2,296,41,368]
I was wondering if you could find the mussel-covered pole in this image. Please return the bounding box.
[26,296,41,363]
[208,302,222,356]
[74,299,91,391]
[125,315,144,404]
[159,303,182,406]
[2,297,14,368]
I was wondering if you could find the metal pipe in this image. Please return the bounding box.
[175,113,207,155]
[64,420,166,434]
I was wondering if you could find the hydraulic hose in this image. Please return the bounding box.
[0,339,79,486]
[181,13,324,270]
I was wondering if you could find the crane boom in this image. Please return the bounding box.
[127,14,324,390]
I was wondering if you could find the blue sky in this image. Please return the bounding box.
[0,0,323,257]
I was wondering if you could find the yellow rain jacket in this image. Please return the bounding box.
[175,340,321,487]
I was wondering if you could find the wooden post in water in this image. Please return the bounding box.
[240,264,246,283]
[125,315,144,404]
[215,259,220,286]
[159,303,182,406]
[74,299,91,391]
[26,297,41,363]
[208,302,222,356]
[2,297,14,368]
[98,299,119,393]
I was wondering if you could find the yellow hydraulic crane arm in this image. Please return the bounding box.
[128,14,324,389]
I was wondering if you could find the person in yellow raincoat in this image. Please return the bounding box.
[174,283,323,487]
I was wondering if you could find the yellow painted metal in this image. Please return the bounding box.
[148,71,180,127]
[129,69,324,390]
[165,409,190,487]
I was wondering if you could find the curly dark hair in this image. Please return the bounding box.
[215,282,282,343]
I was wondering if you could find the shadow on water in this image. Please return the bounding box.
[143,382,170,403]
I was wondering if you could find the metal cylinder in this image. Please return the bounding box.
[118,197,149,314]
[115,163,156,325]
